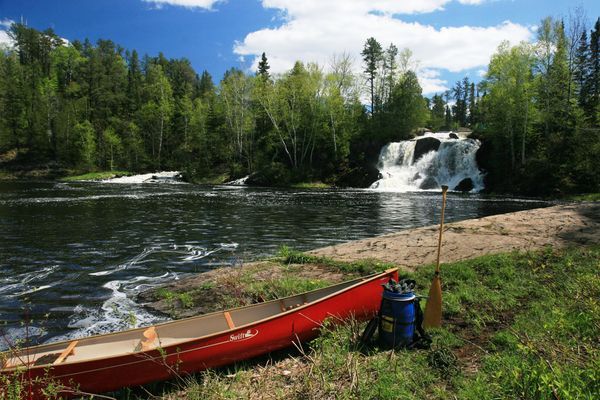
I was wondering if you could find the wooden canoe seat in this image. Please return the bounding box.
[53,340,78,365]
[137,327,158,352]
[224,312,235,330]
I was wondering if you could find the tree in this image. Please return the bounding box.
[72,120,96,168]
[483,41,536,173]
[220,68,255,173]
[589,18,600,123]
[102,127,122,170]
[197,70,215,99]
[141,63,173,169]
[430,94,446,131]
[361,37,383,116]
[382,71,428,140]
[257,52,270,81]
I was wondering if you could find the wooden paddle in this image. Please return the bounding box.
[423,185,448,329]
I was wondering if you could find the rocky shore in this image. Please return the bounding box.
[139,202,599,317]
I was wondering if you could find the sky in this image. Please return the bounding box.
[1,0,599,95]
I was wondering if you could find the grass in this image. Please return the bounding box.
[60,170,131,181]
[565,193,600,201]
[289,182,331,189]
[0,170,15,180]
[185,172,231,185]
[162,245,599,400]
[156,288,196,309]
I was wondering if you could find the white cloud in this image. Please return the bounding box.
[234,0,532,94]
[1,18,15,29]
[457,0,487,4]
[0,18,15,48]
[419,69,450,94]
[142,0,223,10]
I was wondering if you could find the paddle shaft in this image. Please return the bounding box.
[423,185,448,329]
[435,186,448,274]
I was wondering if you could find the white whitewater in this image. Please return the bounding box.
[370,132,484,192]
[101,171,183,184]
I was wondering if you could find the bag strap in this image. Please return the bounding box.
[412,297,432,348]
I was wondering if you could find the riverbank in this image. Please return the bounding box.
[139,202,599,318]
[158,245,599,400]
[138,204,599,399]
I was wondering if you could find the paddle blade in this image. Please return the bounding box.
[423,274,442,328]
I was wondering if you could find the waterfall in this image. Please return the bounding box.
[369,132,484,192]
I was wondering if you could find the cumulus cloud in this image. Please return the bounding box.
[142,0,223,10]
[234,0,532,94]
[0,18,15,48]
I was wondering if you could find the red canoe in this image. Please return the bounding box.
[1,268,397,398]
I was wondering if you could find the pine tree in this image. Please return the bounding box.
[589,18,600,123]
[361,37,383,116]
[257,52,270,81]
[574,30,591,114]
[197,70,215,99]
[468,82,476,126]
[430,94,446,132]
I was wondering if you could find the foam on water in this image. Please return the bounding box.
[59,273,173,340]
[101,171,183,184]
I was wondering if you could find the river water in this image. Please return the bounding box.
[0,180,549,349]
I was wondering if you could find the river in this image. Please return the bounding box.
[0,180,549,349]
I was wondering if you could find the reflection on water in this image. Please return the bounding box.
[0,181,549,347]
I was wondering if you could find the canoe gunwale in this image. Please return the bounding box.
[1,268,397,373]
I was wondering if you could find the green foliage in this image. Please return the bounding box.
[60,170,130,181]
[476,16,600,195]
[1,16,597,194]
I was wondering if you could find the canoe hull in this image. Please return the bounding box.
[2,269,397,398]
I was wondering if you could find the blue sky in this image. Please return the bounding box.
[1,0,599,94]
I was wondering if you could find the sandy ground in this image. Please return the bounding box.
[310,202,600,270]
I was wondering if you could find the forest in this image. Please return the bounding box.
[0,14,598,195]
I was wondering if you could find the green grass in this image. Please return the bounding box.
[60,170,131,181]
[167,246,599,400]
[156,288,198,309]
[0,170,15,180]
[565,193,600,201]
[289,182,331,189]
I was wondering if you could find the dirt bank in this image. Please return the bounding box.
[139,202,599,317]
[310,202,599,269]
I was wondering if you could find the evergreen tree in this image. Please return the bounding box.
[197,70,215,99]
[574,30,591,114]
[361,37,383,116]
[430,94,446,131]
[257,52,270,81]
[468,82,476,126]
[589,18,600,123]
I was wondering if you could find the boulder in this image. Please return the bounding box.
[449,133,459,139]
[419,176,439,190]
[454,178,474,192]
[413,137,441,163]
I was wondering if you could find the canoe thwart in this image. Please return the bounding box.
[223,312,235,330]
[53,340,78,365]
